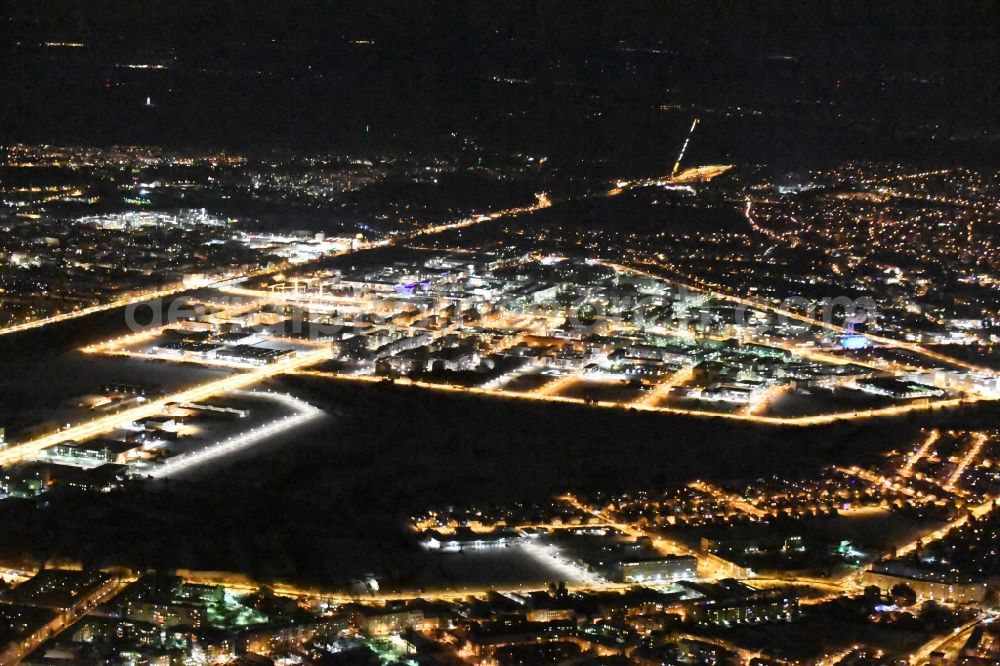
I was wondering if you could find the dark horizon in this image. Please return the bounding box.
[4,2,998,169]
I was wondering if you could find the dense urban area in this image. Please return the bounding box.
[2,3,999,666]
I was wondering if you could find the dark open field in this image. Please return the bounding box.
[3,370,997,590]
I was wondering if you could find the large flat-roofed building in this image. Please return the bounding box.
[619,555,697,583]
[420,527,519,552]
[681,580,800,627]
[343,605,426,636]
[862,562,987,604]
[855,377,945,399]
[215,344,294,365]
[50,439,144,465]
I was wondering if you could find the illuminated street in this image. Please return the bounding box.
[2,5,999,665]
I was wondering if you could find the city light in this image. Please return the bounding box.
[147,391,324,478]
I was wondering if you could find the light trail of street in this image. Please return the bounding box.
[0,563,626,622]
[896,498,996,557]
[0,348,332,466]
[408,193,552,237]
[631,366,693,408]
[176,569,631,604]
[837,466,930,500]
[815,646,863,666]
[0,263,289,340]
[909,613,985,665]
[532,372,582,398]
[688,480,768,518]
[900,429,941,477]
[748,575,848,595]
[0,283,196,339]
[944,432,990,492]
[744,196,797,245]
[297,369,984,426]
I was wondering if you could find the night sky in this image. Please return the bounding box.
[4,1,998,168]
